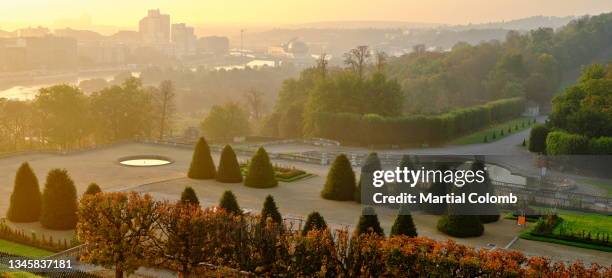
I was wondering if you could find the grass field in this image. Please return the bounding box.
[449,117,533,145]
[552,212,612,237]
[519,208,612,252]
[0,239,53,258]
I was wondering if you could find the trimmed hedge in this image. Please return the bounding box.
[216,145,243,183]
[528,124,549,153]
[7,162,42,223]
[188,137,216,179]
[321,154,356,201]
[589,136,612,155]
[180,186,200,206]
[244,147,278,188]
[40,169,78,230]
[219,190,241,215]
[546,131,590,155]
[307,97,525,146]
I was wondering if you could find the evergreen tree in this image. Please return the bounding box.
[84,183,102,195]
[437,186,484,237]
[40,169,78,230]
[355,152,382,203]
[7,162,41,222]
[180,186,200,206]
[390,205,417,237]
[321,154,356,201]
[302,211,328,235]
[483,135,488,143]
[219,190,241,215]
[471,160,500,223]
[244,147,278,188]
[187,137,216,179]
[216,145,243,183]
[423,163,450,215]
[260,195,282,224]
[354,206,384,236]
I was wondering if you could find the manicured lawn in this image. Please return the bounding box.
[552,212,612,236]
[579,179,612,197]
[449,117,533,145]
[518,208,612,252]
[0,239,54,258]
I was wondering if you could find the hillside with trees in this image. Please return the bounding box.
[263,12,612,146]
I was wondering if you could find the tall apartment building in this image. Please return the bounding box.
[171,23,196,57]
[138,9,170,44]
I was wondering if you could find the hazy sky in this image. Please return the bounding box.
[1,0,611,30]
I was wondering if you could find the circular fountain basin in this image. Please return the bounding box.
[118,155,173,167]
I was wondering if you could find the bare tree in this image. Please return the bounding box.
[155,80,175,140]
[316,53,329,78]
[374,50,388,72]
[244,88,265,121]
[344,45,370,78]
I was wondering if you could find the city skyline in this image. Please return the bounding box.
[1,0,611,34]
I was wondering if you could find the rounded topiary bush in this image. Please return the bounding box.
[354,206,383,236]
[188,137,216,179]
[7,162,42,223]
[321,154,356,201]
[260,195,282,224]
[437,214,484,237]
[244,147,278,188]
[528,124,549,153]
[302,211,328,235]
[180,186,200,206]
[219,190,241,215]
[40,169,78,230]
[216,145,243,183]
[84,183,102,196]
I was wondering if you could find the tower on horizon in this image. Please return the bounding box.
[138,9,170,45]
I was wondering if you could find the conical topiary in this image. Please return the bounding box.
[187,137,216,179]
[321,154,356,201]
[471,160,500,223]
[355,152,382,203]
[390,205,417,237]
[180,186,200,206]
[7,162,42,222]
[423,163,450,215]
[84,183,102,195]
[40,169,78,230]
[354,206,383,236]
[260,195,282,224]
[219,190,241,215]
[244,147,277,188]
[216,145,243,183]
[302,211,328,235]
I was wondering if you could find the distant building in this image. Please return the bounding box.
[0,36,77,72]
[139,9,170,44]
[16,26,50,37]
[197,36,229,55]
[77,42,127,67]
[171,23,196,57]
